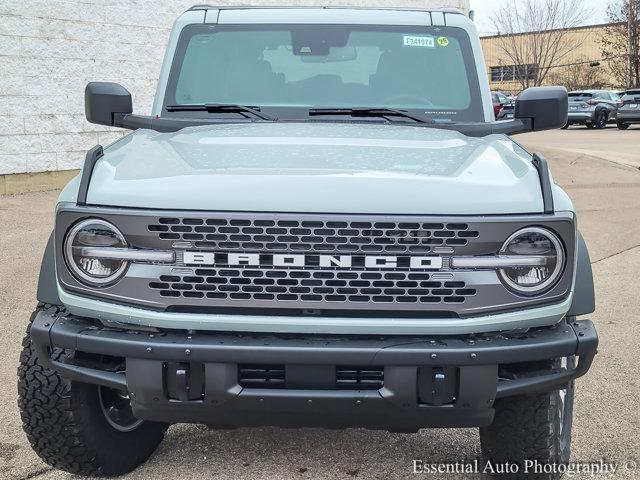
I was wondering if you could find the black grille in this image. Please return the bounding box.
[238,365,384,390]
[148,218,479,254]
[149,270,476,305]
[238,364,285,388]
[58,208,576,318]
[336,367,384,390]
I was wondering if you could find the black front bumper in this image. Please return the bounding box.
[30,309,597,431]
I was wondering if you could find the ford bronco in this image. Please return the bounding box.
[19,6,597,478]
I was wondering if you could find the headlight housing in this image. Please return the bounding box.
[498,227,565,295]
[64,219,128,286]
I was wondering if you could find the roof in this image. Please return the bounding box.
[569,90,605,93]
[182,6,473,27]
[188,5,465,14]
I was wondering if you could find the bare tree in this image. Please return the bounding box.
[491,0,592,89]
[601,0,640,88]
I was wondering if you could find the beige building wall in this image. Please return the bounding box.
[0,0,469,188]
[481,24,618,94]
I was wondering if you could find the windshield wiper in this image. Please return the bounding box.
[165,104,277,121]
[308,107,434,124]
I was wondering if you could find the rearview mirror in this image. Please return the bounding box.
[85,82,132,126]
[301,46,358,63]
[515,86,568,131]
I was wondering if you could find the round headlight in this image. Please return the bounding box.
[498,227,565,295]
[64,219,128,286]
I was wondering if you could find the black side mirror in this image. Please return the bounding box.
[515,86,568,131]
[85,82,132,126]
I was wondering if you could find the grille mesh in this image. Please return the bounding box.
[336,367,384,390]
[148,217,479,254]
[237,365,384,390]
[238,365,285,388]
[149,269,476,304]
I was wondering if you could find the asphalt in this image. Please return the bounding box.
[0,127,639,480]
[517,124,640,169]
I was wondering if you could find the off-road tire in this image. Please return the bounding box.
[561,123,569,129]
[480,360,575,480]
[18,304,168,477]
[617,122,630,130]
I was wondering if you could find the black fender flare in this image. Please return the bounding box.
[36,232,61,305]
[567,231,596,316]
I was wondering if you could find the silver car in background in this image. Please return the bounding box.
[616,89,640,130]
[564,90,621,129]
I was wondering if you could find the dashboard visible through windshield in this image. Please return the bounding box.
[163,24,484,123]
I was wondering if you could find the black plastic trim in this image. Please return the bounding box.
[567,231,596,316]
[496,319,597,398]
[532,153,555,214]
[76,145,104,206]
[36,233,61,305]
[30,309,597,428]
[113,113,533,137]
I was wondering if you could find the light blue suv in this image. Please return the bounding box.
[20,6,597,479]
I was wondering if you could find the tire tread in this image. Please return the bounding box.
[480,360,573,480]
[18,304,167,476]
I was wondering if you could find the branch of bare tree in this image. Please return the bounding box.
[491,0,592,89]
[602,0,640,88]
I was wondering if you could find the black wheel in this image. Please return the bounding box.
[561,123,569,129]
[617,122,630,130]
[18,305,168,476]
[480,359,575,479]
[594,110,608,129]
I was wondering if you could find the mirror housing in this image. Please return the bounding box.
[515,86,568,131]
[85,82,132,126]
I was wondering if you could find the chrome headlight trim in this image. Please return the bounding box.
[498,227,565,295]
[64,218,129,286]
[76,246,175,263]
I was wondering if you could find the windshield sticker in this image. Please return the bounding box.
[437,36,449,47]
[403,35,435,48]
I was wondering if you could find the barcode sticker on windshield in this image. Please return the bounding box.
[403,35,435,48]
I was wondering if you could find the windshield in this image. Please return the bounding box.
[498,93,511,104]
[164,24,484,122]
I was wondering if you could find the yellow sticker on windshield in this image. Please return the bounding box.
[437,36,449,47]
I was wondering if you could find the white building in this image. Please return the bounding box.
[0,1,470,192]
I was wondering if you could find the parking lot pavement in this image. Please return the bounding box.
[517,126,640,169]
[1,129,639,480]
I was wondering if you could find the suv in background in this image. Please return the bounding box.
[491,91,515,119]
[20,6,597,479]
[616,89,640,129]
[564,90,621,129]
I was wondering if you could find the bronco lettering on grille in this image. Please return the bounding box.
[182,252,444,270]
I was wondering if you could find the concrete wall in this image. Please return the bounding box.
[0,0,469,179]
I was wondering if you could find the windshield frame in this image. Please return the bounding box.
[161,23,485,124]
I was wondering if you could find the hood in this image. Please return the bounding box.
[86,123,543,215]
